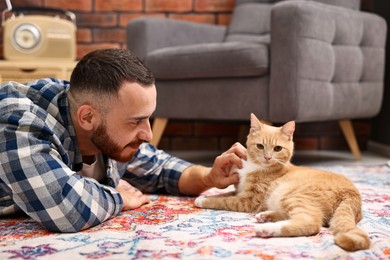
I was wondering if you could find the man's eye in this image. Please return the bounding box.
[274,146,282,152]
[256,144,264,150]
[132,119,144,125]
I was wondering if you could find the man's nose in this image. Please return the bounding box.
[138,120,153,143]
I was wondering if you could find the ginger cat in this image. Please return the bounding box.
[195,113,370,251]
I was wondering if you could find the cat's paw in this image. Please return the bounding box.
[194,196,206,208]
[254,225,276,238]
[255,211,274,223]
[254,221,287,238]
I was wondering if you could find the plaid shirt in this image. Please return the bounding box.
[0,78,191,232]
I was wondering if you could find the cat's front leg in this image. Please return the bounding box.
[194,191,236,208]
[194,195,238,211]
[195,194,259,212]
[194,196,207,208]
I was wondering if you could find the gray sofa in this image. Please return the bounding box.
[126,0,387,160]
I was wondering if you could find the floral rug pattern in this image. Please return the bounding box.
[1,164,389,259]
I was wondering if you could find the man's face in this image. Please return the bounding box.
[91,81,156,162]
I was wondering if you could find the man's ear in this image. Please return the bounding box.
[77,105,99,131]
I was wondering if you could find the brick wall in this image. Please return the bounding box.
[0,0,374,152]
[158,119,371,152]
[0,0,235,58]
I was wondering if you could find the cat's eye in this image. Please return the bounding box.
[256,143,264,150]
[274,146,283,152]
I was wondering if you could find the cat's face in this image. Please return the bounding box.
[246,114,295,167]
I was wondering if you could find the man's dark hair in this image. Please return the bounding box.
[70,48,155,97]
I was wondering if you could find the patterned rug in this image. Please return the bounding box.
[1,164,389,259]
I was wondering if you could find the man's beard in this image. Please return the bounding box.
[91,122,142,162]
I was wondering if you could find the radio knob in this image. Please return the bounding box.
[13,23,41,50]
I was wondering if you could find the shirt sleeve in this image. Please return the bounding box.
[122,143,192,195]
[0,109,123,233]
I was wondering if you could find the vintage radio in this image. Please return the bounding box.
[2,3,76,61]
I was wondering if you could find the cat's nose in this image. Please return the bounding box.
[264,156,271,161]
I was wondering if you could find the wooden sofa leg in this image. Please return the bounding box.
[150,117,168,147]
[338,120,361,160]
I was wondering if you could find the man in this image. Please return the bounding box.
[0,48,245,232]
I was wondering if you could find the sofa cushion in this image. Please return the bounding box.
[145,42,269,80]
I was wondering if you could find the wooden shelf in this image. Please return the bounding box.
[0,60,77,82]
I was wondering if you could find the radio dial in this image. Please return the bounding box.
[13,23,41,50]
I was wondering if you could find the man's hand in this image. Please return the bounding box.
[116,179,150,210]
[206,142,247,189]
[178,142,247,195]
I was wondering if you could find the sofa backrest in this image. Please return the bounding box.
[224,1,273,43]
[234,0,360,9]
[224,0,361,43]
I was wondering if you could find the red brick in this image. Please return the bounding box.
[95,0,142,12]
[157,120,371,151]
[164,121,193,136]
[44,0,92,12]
[156,137,170,150]
[119,13,166,27]
[319,136,349,150]
[76,13,117,27]
[76,28,92,43]
[0,0,41,10]
[93,29,126,43]
[195,0,235,12]
[77,43,121,59]
[169,14,216,24]
[146,0,193,12]
[0,26,3,59]
[295,122,342,137]
[171,137,218,150]
[294,138,318,151]
[220,137,240,150]
[361,0,374,11]
[351,119,371,135]
[194,122,240,137]
[217,13,232,25]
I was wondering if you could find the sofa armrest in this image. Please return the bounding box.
[126,17,227,60]
[269,0,387,122]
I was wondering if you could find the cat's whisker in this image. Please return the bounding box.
[274,158,288,166]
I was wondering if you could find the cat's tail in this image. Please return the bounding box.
[329,198,370,251]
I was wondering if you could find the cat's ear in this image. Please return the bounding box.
[250,113,262,132]
[281,121,295,140]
